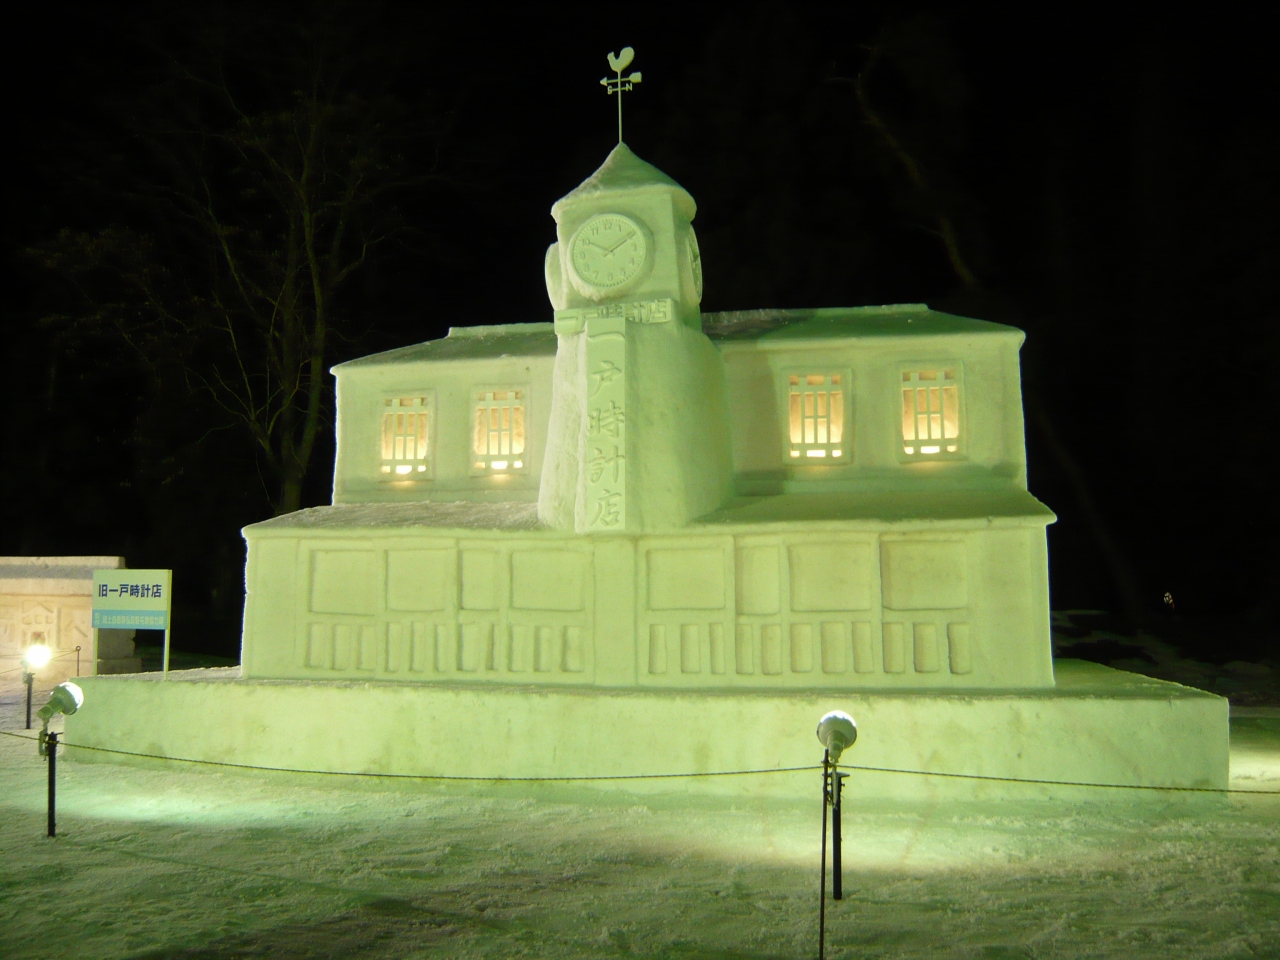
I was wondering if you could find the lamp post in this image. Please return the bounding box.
[830,764,849,900]
[46,731,58,837]
[21,643,52,731]
[815,711,857,960]
[37,682,84,839]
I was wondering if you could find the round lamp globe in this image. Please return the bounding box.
[816,710,858,764]
[23,643,52,670]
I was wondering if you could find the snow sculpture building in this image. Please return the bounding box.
[68,146,1227,798]
[241,146,1053,695]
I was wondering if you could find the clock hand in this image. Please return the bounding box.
[604,232,635,254]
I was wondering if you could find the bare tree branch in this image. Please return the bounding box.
[28,9,437,515]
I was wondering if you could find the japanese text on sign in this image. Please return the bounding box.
[97,582,164,599]
[92,569,172,630]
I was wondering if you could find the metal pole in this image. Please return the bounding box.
[25,672,33,730]
[162,626,170,677]
[76,645,81,677]
[819,749,829,960]
[832,770,844,900]
[47,731,58,838]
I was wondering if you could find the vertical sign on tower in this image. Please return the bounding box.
[585,315,626,530]
[92,568,174,676]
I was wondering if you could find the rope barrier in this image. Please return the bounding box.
[0,650,82,677]
[2,727,1278,794]
[837,762,1280,795]
[0,730,818,782]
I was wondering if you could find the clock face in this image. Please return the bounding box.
[569,214,648,291]
[687,228,703,300]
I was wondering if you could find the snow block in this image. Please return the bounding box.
[64,659,1227,800]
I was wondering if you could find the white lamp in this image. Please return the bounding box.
[816,710,857,764]
[23,643,52,670]
[37,681,84,757]
[38,681,84,723]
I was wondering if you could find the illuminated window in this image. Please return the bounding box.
[380,397,431,476]
[787,373,847,461]
[901,368,961,456]
[473,388,526,473]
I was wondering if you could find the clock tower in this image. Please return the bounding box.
[545,143,703,325]
[538,144,732,532]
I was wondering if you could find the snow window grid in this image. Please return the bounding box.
[901,366,963,458]
[472,387,527,475]
[380,395,433,478]
[785,371,850,463]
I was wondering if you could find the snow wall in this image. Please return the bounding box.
[63,659,1228,801]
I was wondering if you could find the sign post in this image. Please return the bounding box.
[92,569,173,677]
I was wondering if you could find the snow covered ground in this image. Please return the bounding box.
[2,674,1278,960]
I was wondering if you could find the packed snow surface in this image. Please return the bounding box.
[2,680,1278,959]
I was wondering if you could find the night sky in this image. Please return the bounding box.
[2,3,1276,660]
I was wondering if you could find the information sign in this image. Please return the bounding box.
[92,569,173,674]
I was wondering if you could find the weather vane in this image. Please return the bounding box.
[601,47,642,144]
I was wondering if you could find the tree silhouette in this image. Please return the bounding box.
[32,7,445,514]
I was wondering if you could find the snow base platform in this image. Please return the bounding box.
[63,659,1228,800]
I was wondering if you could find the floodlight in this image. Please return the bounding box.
[22,643,52,670]
[38,682,84,723]
[37,682,83,757]
[816,711,857,764]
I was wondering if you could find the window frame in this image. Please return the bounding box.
[469,384,531,477]
[897,363,965,462]
[378,392,436,481]
[779,368,853,465]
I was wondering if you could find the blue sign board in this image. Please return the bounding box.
[92,570,172,631]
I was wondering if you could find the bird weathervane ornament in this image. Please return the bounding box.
[601,47,642,143]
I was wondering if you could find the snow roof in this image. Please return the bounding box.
[703,305,1023,343]
[333,323,556,371]
[333,306,1020,373]
[695,489,1055,528]
[552,143,696,219]
[246,490,1051,536]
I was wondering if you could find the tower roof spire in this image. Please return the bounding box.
[552,143,695,220]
